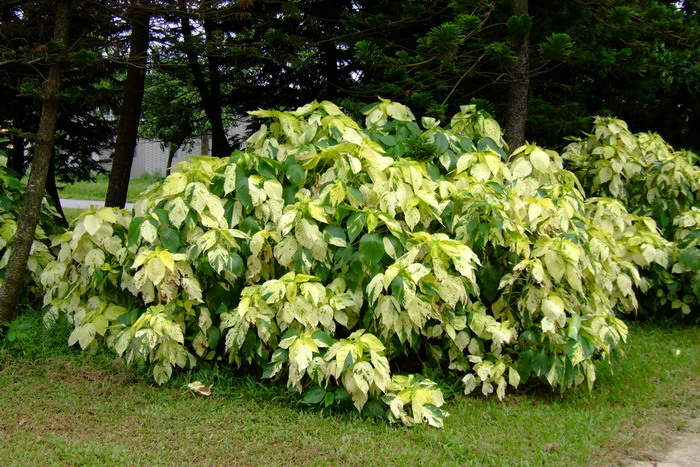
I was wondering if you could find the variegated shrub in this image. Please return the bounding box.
[563,118,699,319]
[0,143,59,306]
[43,100,668,427]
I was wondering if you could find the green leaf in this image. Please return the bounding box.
[679,248,700,271]
[380,135,396,146]
[229,254,244,277]
[347,212,366,243]
[360,233,385,267]
[312,330,334,348]
[324,391,335,407]
[478,263,501,303]
[349,187,364,204]
[391,275,405,303]
[161,228,181,251]
[692,272,700,300]
[279,328,301,348]
[287,164,305,187]
[207,326,221,348]
[302,386,327,405]
[235,167,253,210]
[128,217,146,247]
[325,225,347,248]
[117,309,138,327]
[531,351,550,377]
[342,349,355,373]
[152,362,172,385]
[434,133,449,153]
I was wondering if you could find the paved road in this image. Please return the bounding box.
[61,199,135,210]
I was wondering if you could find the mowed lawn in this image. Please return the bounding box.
[58,173,163,203]
[0,314,697,466]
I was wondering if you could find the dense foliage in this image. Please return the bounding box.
[39,100,680,426]
[0,142,61,305]
[563,118,700,319]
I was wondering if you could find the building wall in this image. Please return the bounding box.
[127,124,249,178]
[129,139,204,178]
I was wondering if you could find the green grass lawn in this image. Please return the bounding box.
[0,312,697,466]
[58,173,163,203]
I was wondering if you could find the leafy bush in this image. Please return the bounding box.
[43,101,667,426]
[563,118,700,319]
[0,141,60,306]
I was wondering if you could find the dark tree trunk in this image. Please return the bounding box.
[104,3,151,208]
[202,18,230,157]
[180,12,231,158]
[200,133,210,156]
[307,0,350,101]
[504,0,530,152]
[0,0,71,323]
[165,144,179,176]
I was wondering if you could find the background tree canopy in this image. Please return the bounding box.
[1,0,698,185]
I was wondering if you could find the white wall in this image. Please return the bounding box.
[96,119,252,178]
[128,139,204,178]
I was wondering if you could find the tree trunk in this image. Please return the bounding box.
[200,133,210,156]
[165,144,179,176]
[104,2,151,208]
[180,12,231,158]
[504,0,530,152]
[0,0,71,323]
[202,18,230,158]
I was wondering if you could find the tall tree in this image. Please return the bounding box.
[139,69,206,174]
[527,0,700,150]
[105,1,152,208]
[504,0,530,150]
[0,0,71,322]
[0,1,117,205]
[346,1,572,126]
[177,1,232,158]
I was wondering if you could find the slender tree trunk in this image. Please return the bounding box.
[165,144,179,176]
[180,12,231,158]
[0,0,71,323]
[104,2,151,208]
[504,0,530,152]
[200,133,210,156]
[202,18,230,157]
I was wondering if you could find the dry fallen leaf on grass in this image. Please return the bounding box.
[187,381,212,396]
